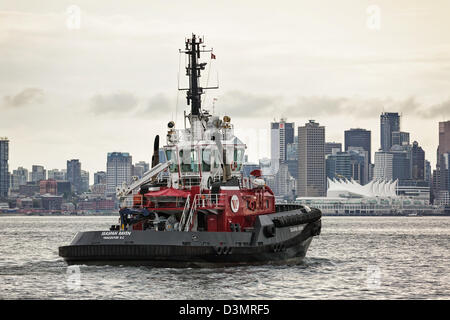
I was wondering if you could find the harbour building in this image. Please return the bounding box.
[325,142,342,156]
[297,120,326,197]
[11,167,28,191]
[67,160,81,193]
[380,112,400,151]
[345,128,371,164]
[296,178,435,215]
[271,119,294,164]
[0,137,9,198]
[30,165,46,183]
[106,152,132,195]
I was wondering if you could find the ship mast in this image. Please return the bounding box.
[179,34,218,122]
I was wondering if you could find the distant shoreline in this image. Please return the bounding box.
[1,213,449,217]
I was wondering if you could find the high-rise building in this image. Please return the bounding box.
[11,167,28,191]
[39,179,57,195]
[0,137,9,197]
[425,160,431,185]
[271,119,294,164]
[374,151,394,180]
[47,169,66,181]
[345,128,371,163]
[133,161,150,178]
[433,121,450,205]
[326,149,368,184]
[107,152,132,195]
[81,170,89,193]
[326,152,351,180]
[390,146,411,181]
[297,120,326,197]
[67,159,81,193]
[438,121,450,157]
[94,171,107,185]
[411,141,425,181]
[286,141,298,182]
[392,131,410,147]
[325,142,342,156]
[30,165,46,183]
[380,112,400,151]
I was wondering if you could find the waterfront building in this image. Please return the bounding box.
[11,167,28,191]
[271,119,294,164]
[425,160,431,185]
[297,120,326,197]
[296,178,435,215]
[81,170,90,193]
[286,141,298,182]
[66,160,81,193]
[18,182,40,197]
[325,142,342,156]
[411,141,425,180]
[91,183,107,197]
[390,145,411,181]
[39,179,57,195]
[94,171,107,185]
[433,121,450,205]
[47,169,66,181]
[374,151,394,180]
[438,120,450,156]
[380,112,400,151]
[272,162,295,200]
[0,137,9,198]
[397,180,430,203]
[56,181,71,196]
[392,131,410,147]
[40,194,62,211]
[30,165,46,183]
[133,161,150,178]
[326,149,368,185]
[106,152,132,195]
[345,128,371,163]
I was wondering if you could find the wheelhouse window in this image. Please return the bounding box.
[234,148,245,171]
[165,149,178,173]
[202,148,211,171]
[179,148,199,173]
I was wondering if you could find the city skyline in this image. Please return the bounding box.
[2,116,448,185]
[1,1,450,175]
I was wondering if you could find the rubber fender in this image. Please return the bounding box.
[272,208,322,228]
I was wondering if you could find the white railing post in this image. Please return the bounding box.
[179,194,190,231]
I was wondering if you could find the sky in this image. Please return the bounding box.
[1,0,450,183]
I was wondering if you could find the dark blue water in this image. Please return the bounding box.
[0,216,448,299]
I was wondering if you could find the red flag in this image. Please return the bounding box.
[211,53,216,59]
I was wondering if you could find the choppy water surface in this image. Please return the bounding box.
[0,216,448,299]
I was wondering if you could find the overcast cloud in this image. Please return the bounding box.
[1,0,450,179]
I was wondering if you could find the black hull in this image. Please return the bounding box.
[59,209,321,267]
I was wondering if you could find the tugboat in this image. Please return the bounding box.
[59,34,322,267]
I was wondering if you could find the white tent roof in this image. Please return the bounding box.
[327,178,398,198]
